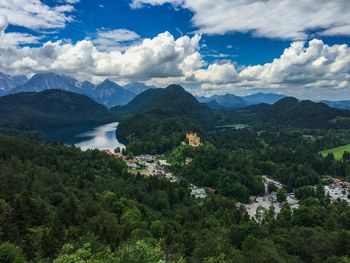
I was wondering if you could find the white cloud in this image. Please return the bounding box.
[93,29,141,51]
[130,0,183,9]
[0,23,349,100]
[148,38,350,100]
[0,31,204,82]
[59,0,80,3]
[0,14,7,37]
[188,63,239,84]
[0,0,77,30]
[131,0,350,40]
[2,32,40,47]
[240,39,350,88]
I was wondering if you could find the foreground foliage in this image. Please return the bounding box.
[0,135,350,262]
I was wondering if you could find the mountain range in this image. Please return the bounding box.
[321,100,350,111]
[196,92,287,109]
[0,72,28,96]
[0,72,155,107]
[1,81,350,151]
[3,71,350,111]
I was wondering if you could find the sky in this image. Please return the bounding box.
[0,0,350,100]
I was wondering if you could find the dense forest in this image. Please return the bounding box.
[1,129,350,262]
[1,85,350,262]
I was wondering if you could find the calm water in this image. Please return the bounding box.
[74,122,125,152]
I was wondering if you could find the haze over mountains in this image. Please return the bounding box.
[0,72,27,96]
[196,92,287,109]
[0,72,155,107]
[1,71,350,111]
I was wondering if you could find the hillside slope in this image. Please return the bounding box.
[0,89,113,129]
[113,84,217,154]
[233,97,350,129]
[113,84,216,127]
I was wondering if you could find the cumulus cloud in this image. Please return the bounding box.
[93,29,141,51]
[131,0,350,40]
[148,38,350,99]
[240,39,350,90]
[0,0,77,30]
[0,14,7,37]
[2,32,40,47]
[0,22,349,99]
[188,63,239,84]
[0,31,204,82]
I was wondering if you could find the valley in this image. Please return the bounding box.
[1,82,350,263]
[1,1,350,262]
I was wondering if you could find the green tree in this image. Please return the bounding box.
[53,243,111,263]
[114,240,163,263]
[276,188,287,203]
[0,242,27,263]
[267,182,277,194]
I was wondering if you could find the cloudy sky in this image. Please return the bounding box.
[1,0,350,100]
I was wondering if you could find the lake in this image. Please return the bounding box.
[74,122,125,152]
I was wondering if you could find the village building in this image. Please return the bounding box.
[185,158,193,164]
[268,191,277,203]
[255,205,265,222]
[190,185,207,199]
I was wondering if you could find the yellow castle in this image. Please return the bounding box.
[186,132,201,147]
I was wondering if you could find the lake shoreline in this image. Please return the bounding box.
[74,122,126,152]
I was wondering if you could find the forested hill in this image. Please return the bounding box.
[114,84,218,154]
[112,84,217,128]
[0,89,114,130]
[233,97,350,129]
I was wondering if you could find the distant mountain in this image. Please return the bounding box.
[7,72,137,107]
[209,94,247,109]
[243,92,286,105]
[0,72,27,95]
[206,99,224,110]
[11,72,80,94]
[197,92,285,109]
[0,89,113,130]
[321,100,350,111]
[92,79,135,107]
[80,80,95,97]
[236,97,350,129]
[123,82,155,95]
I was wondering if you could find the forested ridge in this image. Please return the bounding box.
[1,133,350,262]
[0,89,115,138]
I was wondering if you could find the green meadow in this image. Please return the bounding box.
[320,144,350,160]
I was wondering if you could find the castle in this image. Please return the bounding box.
[186,132,201,147]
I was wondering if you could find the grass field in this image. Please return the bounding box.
[320,144,350,160]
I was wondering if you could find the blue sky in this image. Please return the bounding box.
[1,0,350,100]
